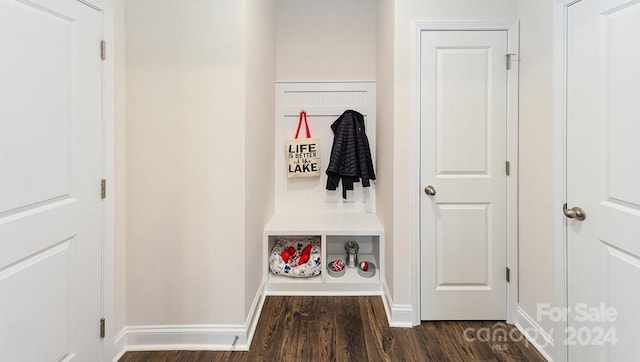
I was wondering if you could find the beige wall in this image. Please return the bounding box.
[390,0,555,335]
[125,0,247,325]
[114,0,127,334]
[275,0,376,81]
[392,0,518,306]
[116,0,555,344]
[376,0,395,297]
[244,0,276,316]
[516,0,554,332]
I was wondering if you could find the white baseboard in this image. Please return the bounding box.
[112,327,127,362]
[244,279,267,348]
[382,280,414,328]
[382,281,392,325]
[123,324,248,351]
[515,307,554,361]
[113,280,266,355]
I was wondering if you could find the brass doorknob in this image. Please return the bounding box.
[424,185,436,196]
[563,203,586,221]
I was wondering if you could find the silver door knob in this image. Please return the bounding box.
[424,185,436,196]
[563,203,586,221]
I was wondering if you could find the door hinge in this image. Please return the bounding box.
[100,179,106,199]
[505,161,510,176]
[506,53,516,70]
[100,40,106,61]
[506,267,511,283]
[99,318,105,338]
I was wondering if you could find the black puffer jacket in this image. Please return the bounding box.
[326,110,376,199]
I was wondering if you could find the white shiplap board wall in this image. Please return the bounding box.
[274,82,376,213]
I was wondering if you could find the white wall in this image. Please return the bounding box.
[275,0,376,81]
[114,0,126,335]
[117,0,555,348]
[125,0,247,325]
[390,0,555,339]
[244,0,276,316]
[516,0,554,333]
[392,0,518,306]
[376,0,395,298]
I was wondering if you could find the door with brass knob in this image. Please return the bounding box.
[424,185,436,196]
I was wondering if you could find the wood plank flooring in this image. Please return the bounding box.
[119,296,547,362]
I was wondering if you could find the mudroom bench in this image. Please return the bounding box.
[263,212,384,295]
[265,81,383,296]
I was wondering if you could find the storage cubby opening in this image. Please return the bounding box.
[325,235,380,284]
[267,235,322,284]
[267,235,321,255]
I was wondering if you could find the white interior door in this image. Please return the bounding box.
[566,0,640,360]
[0,0,104,360]
[420,30,508,320]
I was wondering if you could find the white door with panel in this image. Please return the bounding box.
[0,0,103,360]
[565,0,640,360]
[420,30,508,320]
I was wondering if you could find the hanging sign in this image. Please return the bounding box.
[285,110,320,178]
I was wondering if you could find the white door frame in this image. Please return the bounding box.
[75,0,116,360]
[412,21,520,325]
[552,1,580,361]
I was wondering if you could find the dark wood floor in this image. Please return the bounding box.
[120,296,547,362]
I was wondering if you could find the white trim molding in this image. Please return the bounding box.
[552,1,580,362]
[245,280,267,348]
[121,324,249,352]
[113,281,266,357]
[412,20,520,325]
[112,328,128,362]
[75,0,117,361]
[515,307,555,361]
[383,280,414,328]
